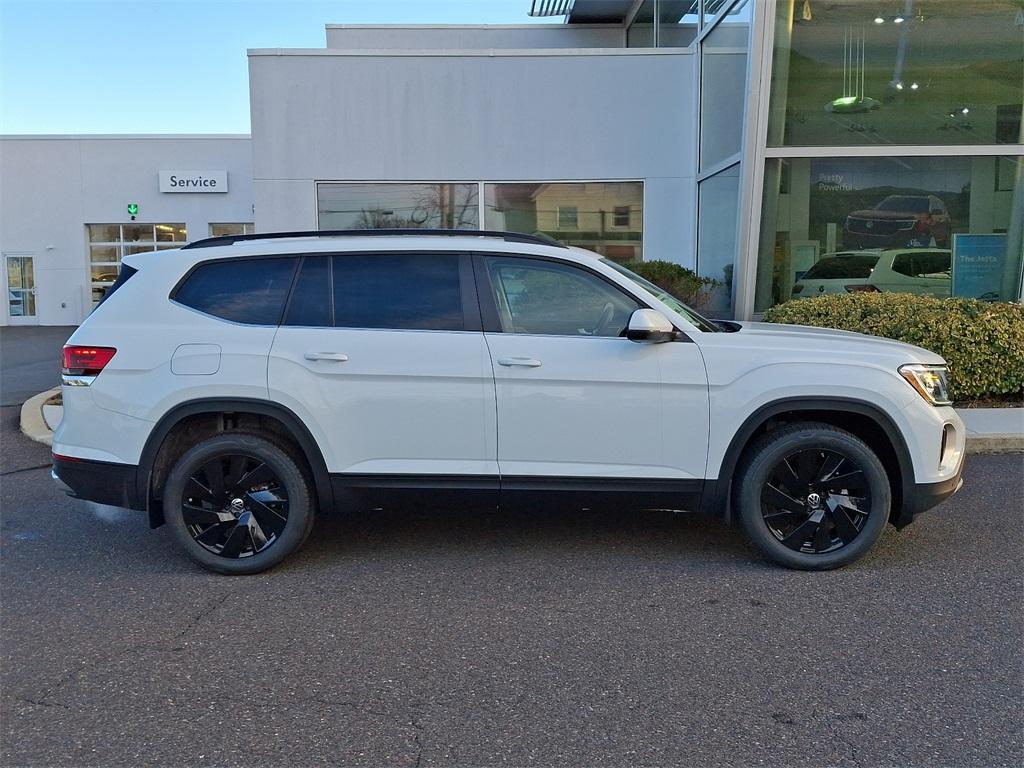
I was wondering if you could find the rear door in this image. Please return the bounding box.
[268,252,497,502]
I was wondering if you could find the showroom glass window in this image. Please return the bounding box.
[483,182,644,262]
[87,224,187,305]
[753,155,1023,310]
[766,0,1023,147]
[317,183,479,230]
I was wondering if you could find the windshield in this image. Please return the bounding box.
[802,254,879,279]
[875,196,929,213]
[600,259,722,333]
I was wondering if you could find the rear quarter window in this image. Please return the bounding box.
[174,257,297,324]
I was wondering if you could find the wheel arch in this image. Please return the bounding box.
[138,398,334,528]
[703,397,915,528]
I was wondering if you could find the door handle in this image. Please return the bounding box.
[303,352,349,362]
[497,357,542,368]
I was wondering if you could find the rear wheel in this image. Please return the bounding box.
[164,433,315,574]
[735,422,890,570]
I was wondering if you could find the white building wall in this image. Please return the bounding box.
[248,48,697,265]
[0,136,253,325]
[325,24,626,49]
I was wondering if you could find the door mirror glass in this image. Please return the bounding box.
[626,309,676,343]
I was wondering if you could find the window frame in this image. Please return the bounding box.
[471,252,662,338]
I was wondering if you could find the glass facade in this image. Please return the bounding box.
[484,182,643,261]
[749,0,1024,315]
[767,0,1023,147]
[317,183,479,230]
[210,223,255,237]
[87,223,187,304]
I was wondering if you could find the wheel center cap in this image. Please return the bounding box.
[806,492,822,508]
[229,497,245,515]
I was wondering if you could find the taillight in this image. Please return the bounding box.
[845,285,880,293]
[62,346,117,375]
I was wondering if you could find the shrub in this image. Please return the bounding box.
[762,293,1024,401]
[626,260,718,307]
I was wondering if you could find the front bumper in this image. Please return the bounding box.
[51,455,145,510]
[892,456,965,528]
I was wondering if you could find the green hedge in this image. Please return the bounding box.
[762,294,1024,400]
[626,260,718,306]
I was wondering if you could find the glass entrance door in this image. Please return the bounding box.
[6,255,38,324]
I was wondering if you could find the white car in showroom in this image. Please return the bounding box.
[793,248,952,298]
[53,230,964,574]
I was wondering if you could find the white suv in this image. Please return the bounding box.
[53,230,965,574]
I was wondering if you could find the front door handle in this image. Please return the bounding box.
[304,352,349,362]
[497,357,542,368]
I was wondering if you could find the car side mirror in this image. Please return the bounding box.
[626,309,677,343]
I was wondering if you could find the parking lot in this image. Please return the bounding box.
[1,327,1022,767]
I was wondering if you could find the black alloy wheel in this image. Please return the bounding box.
[182,453,289,559]
[164,433,315,574]
[760,448,870,554]
[735,422,890,571]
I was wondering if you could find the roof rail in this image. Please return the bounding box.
[180,228,567,250]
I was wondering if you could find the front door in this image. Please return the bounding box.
[268,251,497,507]
[5,255,38,325]
[477,254,709,507]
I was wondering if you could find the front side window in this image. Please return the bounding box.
[174,257,296,325]
[485,257,639,338]
[332,253,465,331]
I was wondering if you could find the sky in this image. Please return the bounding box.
[0,0,549,134]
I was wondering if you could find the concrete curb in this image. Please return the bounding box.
[19,387,60,448]
[965,435,1024,454]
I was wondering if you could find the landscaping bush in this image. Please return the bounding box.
[762,293,1024,401]
[626,260,718,307]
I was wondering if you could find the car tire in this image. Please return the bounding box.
[734,422,890,571]
[164,433,316,575]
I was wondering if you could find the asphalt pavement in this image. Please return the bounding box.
[1,329,1022,767]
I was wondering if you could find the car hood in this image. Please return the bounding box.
[848,208,922,220]
[731,321,946,365]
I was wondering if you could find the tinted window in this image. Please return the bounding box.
[284,256,332,327]
[876,196,930,213]
[333,253,464,331]
[802,254,879,280]
[175,257,296,324]
[486,257,639,337]
[891,252,918,277]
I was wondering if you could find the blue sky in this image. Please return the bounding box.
[0,0,548,134]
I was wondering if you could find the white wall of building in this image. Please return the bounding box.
[248,48,697,266]
[325,24,627,49]
[0,136,253,326]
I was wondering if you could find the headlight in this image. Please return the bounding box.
[899,364,951,406]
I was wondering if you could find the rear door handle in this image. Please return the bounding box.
[304,352,349,362]
[497,357,542,368]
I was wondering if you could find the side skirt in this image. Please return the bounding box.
[330,474,704,513]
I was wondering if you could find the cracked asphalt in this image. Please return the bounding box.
[1,328,1023,767]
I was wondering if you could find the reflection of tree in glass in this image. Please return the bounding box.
[353,184,478,229]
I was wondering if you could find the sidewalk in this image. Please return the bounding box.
[21,386,1023,453]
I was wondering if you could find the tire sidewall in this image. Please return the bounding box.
[737,427,890,570]
[164,433,313,575]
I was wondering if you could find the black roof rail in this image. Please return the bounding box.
[180,228,568,250]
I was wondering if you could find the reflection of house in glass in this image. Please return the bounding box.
[484,182,644,262]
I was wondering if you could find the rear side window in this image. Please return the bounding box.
[332,253,465,331]
[802,255,878,279]
[174,257,296,324]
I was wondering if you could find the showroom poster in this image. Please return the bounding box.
[951,233,1008,300]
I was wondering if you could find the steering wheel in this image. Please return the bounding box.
[592,301,616,336]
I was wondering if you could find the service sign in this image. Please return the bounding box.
[159,170,228,193]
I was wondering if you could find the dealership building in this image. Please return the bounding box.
[2,0,1022,326]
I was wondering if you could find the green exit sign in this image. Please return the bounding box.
[127,203,139,216]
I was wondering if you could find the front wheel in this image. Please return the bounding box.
[735,423,890,570]
[164,433,315,574]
